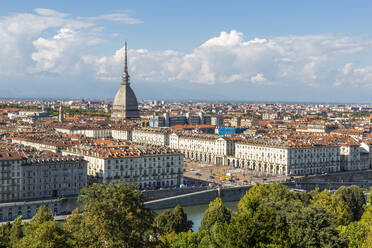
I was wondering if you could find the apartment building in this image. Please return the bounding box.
[63,143,184,189]
[21,156,87,200]
[169,133,236,165]
[9,135,78,153]
[131,128,171,146]
[0,151,87,203]
[55,126,112,138]
[234,132,364,176]
[111,128,132,140]
[0,152,22,202]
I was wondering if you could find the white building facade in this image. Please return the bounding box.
[235,142,343,176]
[169,133,235,165]
[63,145,184,189]
[131,128,170,146]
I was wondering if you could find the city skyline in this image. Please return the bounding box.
[2,1,372,102]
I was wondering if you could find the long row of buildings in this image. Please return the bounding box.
[106,127,372,176]
[8,122,371,181]
[6,133,184,189]
[0,126,185,221]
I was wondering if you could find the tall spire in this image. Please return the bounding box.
[121,41,130,85]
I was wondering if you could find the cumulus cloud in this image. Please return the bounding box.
[250,73,267,84]
[83,48,184,82]
[0,8,141,75]
[30,27,103,73]
[1,7,372,92]
[84,30,372,88]
[201,30,243,47]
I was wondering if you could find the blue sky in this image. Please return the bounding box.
[1,0,372,102]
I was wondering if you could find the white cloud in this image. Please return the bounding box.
[31,28,96,73]
[85,30,372,88]
[83,48,184,82]
[34,8,69,18]
[342,63,353,75]
[201,30,243,47]
[250,73,266,83]
[1,8,372,92]
[82,13,143,24]
[0,8,141,76]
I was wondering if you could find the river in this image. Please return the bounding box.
[156,201,238,232]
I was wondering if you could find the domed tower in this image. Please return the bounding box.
[111,42,139,121]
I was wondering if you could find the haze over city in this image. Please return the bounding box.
[1,0,372,102]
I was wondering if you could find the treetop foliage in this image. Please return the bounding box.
[0,183,370,247]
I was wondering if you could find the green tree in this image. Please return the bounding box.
[363,227,372,248]
[154,205,193,235]
[63,208,93,248]
[159,230,199,248]
[336,185,366,221]
[360,205,372,225]
[199,198,231,233]
[336,198,372,248]
[14,221,72,248]
[311,189,353,225]
[210,184,346,248]
[66,182,156,248]
[339,222,369,248]
[14,207,72,248]
[216,185,303,247]
[294,190,313,205]
[0,222,12,248]
[29,206,53,225]
[237,184,298,213]
[217,200,300,248]
[8,216,23,246]
[288,205,347,248]
[198,198,232,248]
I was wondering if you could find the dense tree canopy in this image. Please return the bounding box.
[311,189,353,226]
[289,205,347,248]
[66,182,156,248]
[15,221,72,248]
[213,185,347,248]
[199,197,231,233]
[160,231,199,248]
[0,183,370,248]
[197,197,232,247]
[336,185,366,221]
[15,207,72,248]
[154,205,193,235]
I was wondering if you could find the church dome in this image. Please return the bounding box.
[112,84,139,111]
